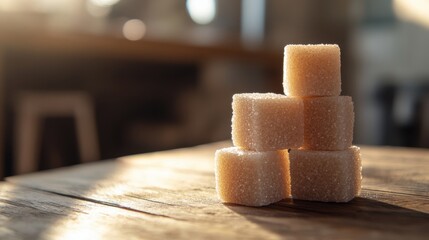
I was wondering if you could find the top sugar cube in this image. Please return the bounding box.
[284,44,341,97]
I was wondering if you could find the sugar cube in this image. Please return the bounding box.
[215,147,291,206]
[302,96,354,150]
[289,146,362,202]
[284,44,341,97]
[232,93,304,151]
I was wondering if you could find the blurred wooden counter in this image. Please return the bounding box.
[0,30,282,66]
[0,32,283,177]
[0,141,428,239]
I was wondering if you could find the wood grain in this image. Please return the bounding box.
[3,141,429,239]
[0,183,254,240]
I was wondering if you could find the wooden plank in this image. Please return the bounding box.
[361,145,429,197]
[5,141,429,239]
[0,182,271,239]
[1,183,428,240]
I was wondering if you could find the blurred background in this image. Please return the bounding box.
[0,0,428,177]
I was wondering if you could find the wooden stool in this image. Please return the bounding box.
[14,91,99,174]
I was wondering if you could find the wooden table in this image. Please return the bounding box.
[0,141,428,239]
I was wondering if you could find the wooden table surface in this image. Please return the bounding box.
[0,141,428,239]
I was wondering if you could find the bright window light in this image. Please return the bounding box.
[186,0,216,25]
[394,0,429,28]
[90,0,120,7]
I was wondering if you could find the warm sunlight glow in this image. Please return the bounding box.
[86,1,111,18]
[394,0,429,28]
[42,204,116,240]
[90,0,120,7]
[122,19,146,41]
[0,0,19,12]
[0,0,75,13]
[37,162,272,239]
[186,0,216,25]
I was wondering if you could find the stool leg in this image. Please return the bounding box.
[15,107,40,174]
[75,101,99,163]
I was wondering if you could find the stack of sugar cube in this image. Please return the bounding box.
[215,44,362,207]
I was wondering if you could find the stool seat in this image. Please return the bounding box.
[14,91,99,174]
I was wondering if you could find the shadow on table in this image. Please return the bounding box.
[225,196,429,239]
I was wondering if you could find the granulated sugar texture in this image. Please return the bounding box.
[289,146,362,202]
[214,43,361,206]
[215,147,291,206]
[302,96,354,150]
[232,93,304,151]
[284,44,341,97]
